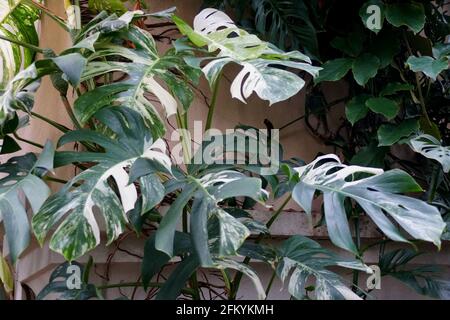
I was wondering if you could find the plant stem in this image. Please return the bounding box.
[0,34,45,53]
[265,270,277,298]
[13,133,44,149]
[428,165,441,203]
[60,95,82,130]
[25,0,69,31]
[44,176,69,184]
[205,75,222,132]
[229,195,291,299]
[402,32,433,126]
[31,111,70,133]
[352,216,361,293]
[176,111,192,164]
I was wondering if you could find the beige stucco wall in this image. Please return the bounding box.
[8,0,449,300]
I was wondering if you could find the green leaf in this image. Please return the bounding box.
[0,253,13,293]
[351,141,388,168]
[0,0,40,89]
[345,94,370,125]
[379,249,450,299]
[352,53,380,86]
[409,134,450,173]
[365,97,399,119]
[173,9,320,105]
[276,236,369,300]
[156,254,199,300]
[155,183,197,258]
[154,170,265,263]
[380,82,414,96]
[0,135,20,154]
[88,0,127,14]
[0,149,53,264]
[385,2,425,34]
[51,53,87,87]
[330,31,364,57]
[142,232,192,290]
[406,56,448,81]
[0,53,87,127]
[251,0,320,58]
[432,43,450,60]
[292,154,445,254]
[32,108,172,261]
[360,0,385,33]
[369,31,400,68]
[378,119,419,146]
[314,58,354,84]
[215,258,266,300]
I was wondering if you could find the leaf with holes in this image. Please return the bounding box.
[379,249,450,299]
[74,12,200,138]
[409,134,450,173]
[292,154,445,254]
[173,8,320,105]
[32,108,172,261]
[276,236,370,300]
[131,163,268,267]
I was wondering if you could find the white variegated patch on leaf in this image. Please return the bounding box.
[173,8,321,105]
[0,0,40,90]
[292,154,446,254]
[32,108,172,261]
[74,13,200,138]
[410,134,450,173]
[276,236,369,300]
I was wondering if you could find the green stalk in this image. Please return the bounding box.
[13,133,44,149]
[31,111,70,133]
[229,195,291,299]
[0,34,45,53]
[60,95,83,130]
[402,31,435,132]
[176,111,192,164]
[264,270,277,298]
[352,216,361,293]
[25,0,69,32]
[205,74,222,132]
[44,176,69,184]
[428,165,441,203]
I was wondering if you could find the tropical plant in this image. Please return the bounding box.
[0,0,447,301]
[205,0,450,298]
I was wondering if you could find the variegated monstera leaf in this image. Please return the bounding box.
[137,168,268,267]
[410,134,450,173]
[0,0,40,90]
[173,8,321,105]
[73,10,199,138]
[292,154,445,254]
[32,108,172,261]
[276,236,371,300]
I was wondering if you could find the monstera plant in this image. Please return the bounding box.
[0,0,447,301]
